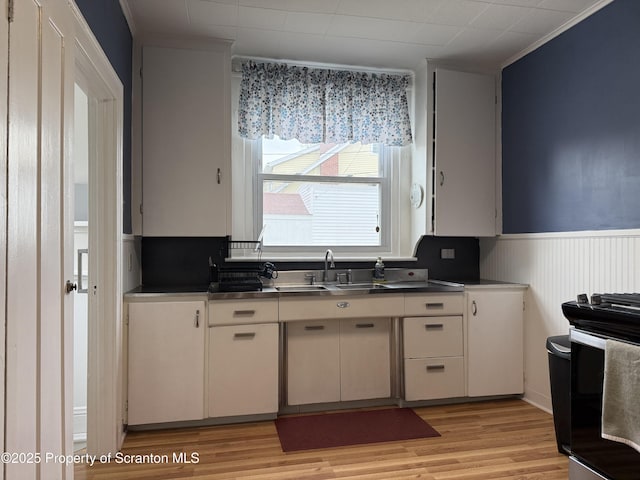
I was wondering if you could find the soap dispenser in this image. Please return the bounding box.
[373,257,385,282]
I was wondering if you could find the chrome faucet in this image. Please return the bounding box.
[323,249,335,282]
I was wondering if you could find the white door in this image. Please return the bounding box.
[73,84,90,451]
[6,1,74,479]
[73,15,125,457]
[0,3,7,477]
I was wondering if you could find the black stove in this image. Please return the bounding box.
[563,293,640,480]
[562,293,640,344]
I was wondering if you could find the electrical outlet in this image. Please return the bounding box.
[441,248,455,259]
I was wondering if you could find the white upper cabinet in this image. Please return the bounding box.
[432,68,496,237]
[141,41,231,236]
[411,65,497,241]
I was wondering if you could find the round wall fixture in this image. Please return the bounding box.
[410,183,424,208]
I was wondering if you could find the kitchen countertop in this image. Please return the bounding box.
[211,279,465,299]
[126,284,209,297]
[461,279,528,289]
[125,278,526,299]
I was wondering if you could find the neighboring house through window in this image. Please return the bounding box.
[258,137,389,248]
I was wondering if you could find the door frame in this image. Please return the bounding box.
[0,3,7,473]
[71,4,124,455]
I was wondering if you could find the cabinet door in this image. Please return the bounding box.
[287,320,340,405]
[433,68,496,237]
[142,44,230,236]
[208,323,279,417]
[340,318,391,401]
[467,290,524,396]
[128,301,205,425]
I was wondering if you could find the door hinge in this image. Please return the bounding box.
[8,0,14,23]
[139,204,143,215]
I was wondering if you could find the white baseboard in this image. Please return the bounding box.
[523,392,552,415]
[74,406,87,441]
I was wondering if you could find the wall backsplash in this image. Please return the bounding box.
[141,237,228,287]
[413,236,479,281]
[140,235,480,287]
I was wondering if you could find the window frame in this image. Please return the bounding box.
[253,139,392,254]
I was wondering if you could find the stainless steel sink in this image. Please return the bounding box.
[275,285,328,292]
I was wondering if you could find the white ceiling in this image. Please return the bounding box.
[122,0,610,71]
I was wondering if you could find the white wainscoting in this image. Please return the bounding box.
[480,230,640,411]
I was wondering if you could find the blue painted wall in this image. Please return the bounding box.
[502,0,640,234]
[75,0,133,234]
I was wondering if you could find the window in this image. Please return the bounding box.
[230,61,414,259]
[257,137,390,248]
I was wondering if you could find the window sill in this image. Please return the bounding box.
[228,254,418,263]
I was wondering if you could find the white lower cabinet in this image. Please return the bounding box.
[403,316,464,401]
[208,323,279,417]
[286,317,391,405]
[126,286,525,426]
[403,293,465,402]
[207,298,279,417]
[284,295,398,406]
[128,300,206,426]
[466,289,524,397]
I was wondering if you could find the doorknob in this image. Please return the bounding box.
[65,280,77,294]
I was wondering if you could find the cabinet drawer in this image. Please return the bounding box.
[279,297,335,321]
[404,293,463,316]
[335,295,403,319]
[209,298,278,326]
[280,295,404,321]
[404,357,465,401]
[403,316,463,359]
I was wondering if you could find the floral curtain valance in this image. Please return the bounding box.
[238,61,413,146]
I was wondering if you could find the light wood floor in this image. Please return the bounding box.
[75,399,568,479]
